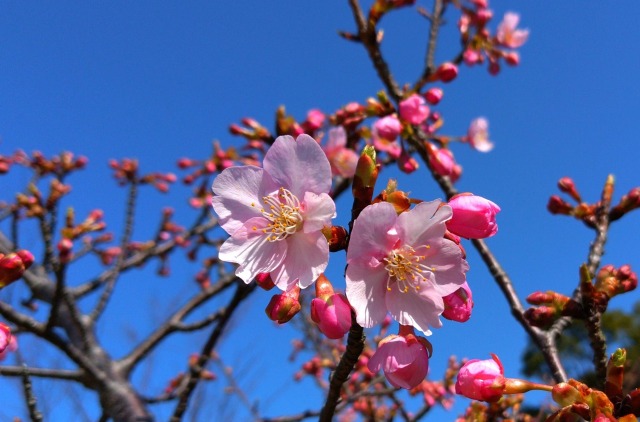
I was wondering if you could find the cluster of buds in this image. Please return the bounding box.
[13,150,88,177]
[331,102,367,131]
[109,158,176,192]
[178,141,259,186]
[0,249,35,289]
[457,0,529,75]
[16,179,72,218]
[229,116,272,142]
[426,143,462,183]
[550,349,640,421]
[547,177,603,225]
[524,290,583,329]
[594,264,638,301]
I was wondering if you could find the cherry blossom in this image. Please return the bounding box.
[442,281,474,322]
[466,117,494,152]
[399,94,430,125]
[323,126,358,178]
[496,12,529,49]
[212,134,336,291]
[346,201,469,335]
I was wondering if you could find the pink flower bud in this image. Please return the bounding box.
[455,354,506,402]
[0,323,11,353]
[397,150,419,174]
[368,332,430,389]
[504,51,520,66]
[0,251,33,288]
[311,293,352,339]
[436,63,458,83]
[427,145,457,179]
[305,109,326,131]
[442,282,473,322]
[424,88,443,105]
[0,332,17,361]
[373,115,402,141]
[399,94,430,125]
[447,193,500,239]
[463,49,482,66]
[265,287,301,324]
[547,195,574,215]
[254,273,276,291]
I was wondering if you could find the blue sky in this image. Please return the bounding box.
[1,1,639,420]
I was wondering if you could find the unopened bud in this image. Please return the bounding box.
[254,273,275,291]
[558,177,581,202]
[547,195,573,215]
[424,88,443,105]
[436,63,458,83]
[265,287,301,324]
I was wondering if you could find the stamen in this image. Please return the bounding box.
[384,245,434,293]
[260,187,304,242]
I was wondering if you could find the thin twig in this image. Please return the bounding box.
[21,364,44,422]
[0,365,83,381]
[169,281,256,421]
[89,180,138,322]
[413,0,445,93]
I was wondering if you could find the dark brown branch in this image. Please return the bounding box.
[72,214,217,298]
[170,281,256,421]
[413,0,445,93]
[89,180,138,322]
[118,273,237,375]
[0,365,83,381]
[319,312,365,422]
[20,364,44,422]
[347,0,402,100]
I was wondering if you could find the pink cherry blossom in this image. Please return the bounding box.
[0,323,11,353]
[466,117,494,152]
[442,281,473,322]
[447,193,500,239]
[0,332,17,361]
[323,126,358,178]
[346,201,469,335]
[368,333,429,389]
[496,12,529,49]
[311,293,352,339]
[455,354,506,402]
[399,94,430,125]
[212,134,336,291]
[397,150,419,174]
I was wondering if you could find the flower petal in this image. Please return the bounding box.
[212,166,276,235]
[396,201,450,247]
[219,217,286,283]
[346,203,399,263]
[421,238,469,296]
[263,135,332,197]
[271,231,329,290]
[386,287,444,335]
[302,192,336,233]
[345,260,389,328]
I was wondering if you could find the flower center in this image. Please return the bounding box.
[384,245,433,293]
[260,188,303,242]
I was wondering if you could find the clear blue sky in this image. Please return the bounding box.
[1,1,639,420]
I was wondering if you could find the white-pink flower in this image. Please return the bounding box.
[345,201,469,335]
[466,117,494,152]
[212,134,336,291]
[496,12,529,49]
[323,126,358,178]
